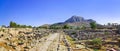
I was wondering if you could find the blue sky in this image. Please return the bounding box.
[0,0,120,26]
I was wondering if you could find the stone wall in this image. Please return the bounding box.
[64,30,119,40]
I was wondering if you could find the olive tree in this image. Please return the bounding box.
[90,22,97,29]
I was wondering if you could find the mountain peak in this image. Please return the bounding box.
[65,15,84,23]
[52,15,96,27]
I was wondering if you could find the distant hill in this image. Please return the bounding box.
[52,15,96,27]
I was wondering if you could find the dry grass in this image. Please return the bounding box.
[73,48,93,51]
[66,35,75,47]
[0,42,14,51]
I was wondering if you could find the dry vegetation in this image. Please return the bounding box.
[0,28,54,51]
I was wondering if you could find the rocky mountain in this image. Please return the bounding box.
[52,15,96,27]
[65,15,95,23]
[65,16,84,23]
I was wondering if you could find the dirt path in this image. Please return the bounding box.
[47,33,59,51]
[38,33,58,51]
[30,33,58,51]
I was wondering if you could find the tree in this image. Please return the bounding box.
[117,25,120,34]
[10,21,13,27]
[21,25,26,28]
[107,23,111,26]
[90,22,97,29]
[10,21,17,28]
[17,24,20,28]
[9,21,32,28]
[63,24,70,29]
[28,25,32,28]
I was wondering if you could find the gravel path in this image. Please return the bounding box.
[38,33,58,51]
[47,33,59,51]
[30,33,58,51]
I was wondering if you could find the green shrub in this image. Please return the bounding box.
[91,38,102,49]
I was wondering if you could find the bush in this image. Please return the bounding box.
[104,32,109,35]
[63,24,70,29]
[71,32,76,34]
[91,38,102,49]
